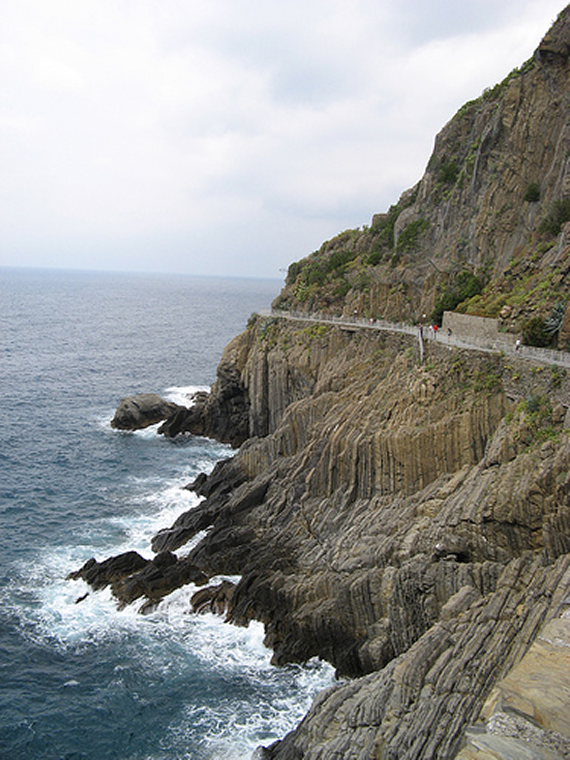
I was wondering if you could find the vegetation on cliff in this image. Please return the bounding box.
[274,7,570,348]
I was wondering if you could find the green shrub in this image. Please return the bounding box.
[334,279,351,298]
[366,250,383,266]
[432,271,483,325]
[539,198,570,236]
[390,252,401,268]
[522,316,551,347]
[438,161,459,184]
[524,183,540,202]
[304,262,327,286]
[396,219,429,252]
[544,302,566,337]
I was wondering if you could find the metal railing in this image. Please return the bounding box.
[256,308,570,369]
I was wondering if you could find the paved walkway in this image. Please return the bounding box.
[257,308,570,370]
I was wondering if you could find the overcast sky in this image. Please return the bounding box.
[0,1,563,279]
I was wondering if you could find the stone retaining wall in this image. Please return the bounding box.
[441,312,517,346]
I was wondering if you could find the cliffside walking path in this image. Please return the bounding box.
[258,308,570,369]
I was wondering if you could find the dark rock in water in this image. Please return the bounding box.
[251,748,275,760]
[111,554,208,608]
[67,551,149,589]
[111,393,182,431]
[74,592,89,604]
[184,472,208,492]
[152,550,178,569]
[68,550,207,609]
[151,458,250,553]
[158,405,201,437]
[158,391,210,437]
[191,580,236,616]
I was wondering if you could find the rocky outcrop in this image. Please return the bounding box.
[264,556,570,760]
[140,309,570,756]
[158,334,252,445]
[111,393,182,430]
[67,551,149,587]
[457,614,570,759]
[111,552,208,611]
[68,550,208,610]
[84,10,570,760]
[191,580,236,616]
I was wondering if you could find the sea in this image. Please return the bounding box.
[0,268,335,760]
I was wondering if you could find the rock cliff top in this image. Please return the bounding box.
[274,7,570,349]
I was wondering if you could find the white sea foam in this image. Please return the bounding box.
[7,422,336,758]
[163,384,209,407]
[106,485,203,558]
[16,558,335,759]
[94,413,162,438]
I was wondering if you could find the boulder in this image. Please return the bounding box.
[110,393,182,430]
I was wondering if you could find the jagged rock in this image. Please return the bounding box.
[261,556,570,760]
[184,472,208,492]
[191,580,236,616]
[111,553,208,608]
[67,550,207,608]
[158,405,199,437]
[111,393,182,430]
[67,551,149,589]
[151,458,250,553]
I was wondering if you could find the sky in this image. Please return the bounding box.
[0,1,564,279]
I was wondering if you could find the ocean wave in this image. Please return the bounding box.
[163,384,210,407]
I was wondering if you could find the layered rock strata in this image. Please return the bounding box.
[147,316,570,759]
[78,10,570,759]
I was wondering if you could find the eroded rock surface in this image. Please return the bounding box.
[68,550,208,609]
[111,393,182,430]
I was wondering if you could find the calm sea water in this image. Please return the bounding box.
[0,268,334,760]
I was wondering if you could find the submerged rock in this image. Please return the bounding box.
[111,393,182,430]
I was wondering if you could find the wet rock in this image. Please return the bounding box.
[111,554,208,608]
[111,394,182,430]
[184,472,208,493]
[67,551,149,589]
[67,550,207,609]
[191,580,236,616]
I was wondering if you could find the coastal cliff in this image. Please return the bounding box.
[171,10,570,758]
[81,9,570,759]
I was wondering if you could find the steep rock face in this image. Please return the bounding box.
[155,319,570,699]
[274,9,570,331]
[266,556,570,760]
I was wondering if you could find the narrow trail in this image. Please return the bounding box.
[257,308,570,370]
